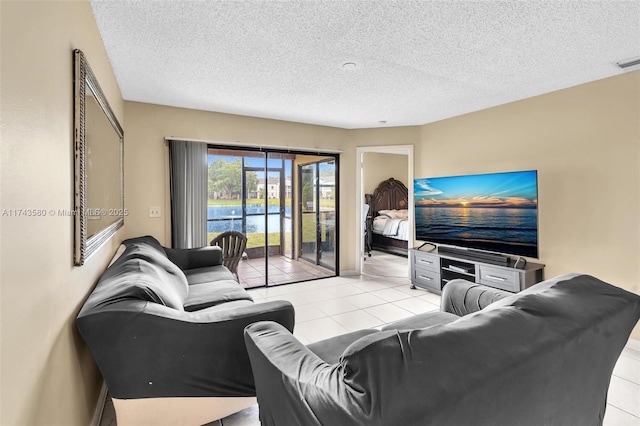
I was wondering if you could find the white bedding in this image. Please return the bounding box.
[372,215,409,241]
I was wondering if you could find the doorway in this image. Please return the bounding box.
[356,145,414,276]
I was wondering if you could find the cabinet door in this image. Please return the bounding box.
[413,266,441,292]
[411,251,441,292]
[478,266,519,292]
[413,252,439,271]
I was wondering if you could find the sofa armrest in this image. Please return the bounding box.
[77,300,295,399]
[244,321,327,376]
[441,279,512,316]
[244,321,350,425]
[164,245,223,270]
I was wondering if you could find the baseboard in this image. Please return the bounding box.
[340,269,358,276]
[111,396,256,426]
[91,382,108,426]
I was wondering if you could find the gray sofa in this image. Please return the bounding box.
[77,236,295,425]
[245,274,640,426]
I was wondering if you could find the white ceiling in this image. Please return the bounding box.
[91,1,640,129]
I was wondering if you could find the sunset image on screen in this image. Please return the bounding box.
[413,170,538,258]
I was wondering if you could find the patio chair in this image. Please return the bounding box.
[210,231,247,281]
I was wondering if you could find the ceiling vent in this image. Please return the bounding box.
[616,56,640,71]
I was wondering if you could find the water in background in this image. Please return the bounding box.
[207,205,292,233]
[415,207,537,245]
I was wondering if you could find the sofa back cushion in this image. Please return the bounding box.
[337,274,640,425]
[121,235,166,253]
[91,236,189,311]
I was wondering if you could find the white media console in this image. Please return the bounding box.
[410,247,545,294]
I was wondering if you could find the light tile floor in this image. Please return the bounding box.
[237,254,334,288]
[100,251,640,425]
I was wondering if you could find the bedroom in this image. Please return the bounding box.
[1,1,639,426]
[362,152,410,260]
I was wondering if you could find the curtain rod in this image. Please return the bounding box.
[164,137,344,154]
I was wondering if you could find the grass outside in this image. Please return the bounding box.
[208,231,282,249]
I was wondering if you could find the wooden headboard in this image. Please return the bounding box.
[365,178,409,217]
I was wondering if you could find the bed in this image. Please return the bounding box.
[365,177,409,257]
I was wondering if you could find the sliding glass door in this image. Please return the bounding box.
[208,147,338,288]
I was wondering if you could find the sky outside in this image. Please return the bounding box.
[414,170,538,208]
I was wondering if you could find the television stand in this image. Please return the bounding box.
[410,247,545,294]
[436,245,509,266]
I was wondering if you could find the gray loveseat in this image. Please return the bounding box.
[245,274,640,426]
[77,236,295,425]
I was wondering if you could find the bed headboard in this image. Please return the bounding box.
[365,177,409,217]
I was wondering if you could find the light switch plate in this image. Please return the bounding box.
[149,206,161,218]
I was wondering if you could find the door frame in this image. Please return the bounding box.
[355,145,414,275]
[297,157,338,271]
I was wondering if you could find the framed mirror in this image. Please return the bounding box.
[74,49,124,266]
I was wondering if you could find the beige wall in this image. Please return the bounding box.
[362,152,409,195]
[416,72,640,338]
[123,101,354,263]
[0,2,124,425]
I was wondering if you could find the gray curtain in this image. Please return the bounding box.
[168,140,207,248]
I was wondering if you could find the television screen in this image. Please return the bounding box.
[414,170,538,258]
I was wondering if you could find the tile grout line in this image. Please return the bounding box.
[606,402,640,420]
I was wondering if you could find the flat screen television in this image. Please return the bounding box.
[414,170,538,258]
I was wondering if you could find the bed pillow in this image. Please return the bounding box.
[378,209,408,220]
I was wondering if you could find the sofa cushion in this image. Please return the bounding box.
[381,311,460,331]
[307,329,379,364]
[193,299,255,313]
[184,280,253,312]
[122,235,166,253]
[184,265,236,285]
[441,280,511,316]
[164,245,224,270]
[95,258,188,311]
[95,238,189,310]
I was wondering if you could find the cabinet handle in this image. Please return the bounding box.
[419,260,433,265]
[486,275,506,281]
[419,275,433,281]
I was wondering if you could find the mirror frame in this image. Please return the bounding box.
[73,49,124,266]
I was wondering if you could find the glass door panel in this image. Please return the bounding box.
[300,164,317,264]
[283,159,293,260]
[207,154,243,241]
[318,160,336,270]
[266,170,281,253]
[243,155,267,287]
[244,156,267,251]
[298,159,337,272]
[265,169,283,284]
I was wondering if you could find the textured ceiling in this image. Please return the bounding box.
[91,1,640,129]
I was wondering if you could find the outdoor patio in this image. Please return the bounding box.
[237,254,334,288]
